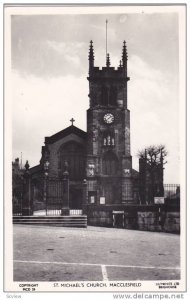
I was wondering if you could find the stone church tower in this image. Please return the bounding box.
[86,41,134,205]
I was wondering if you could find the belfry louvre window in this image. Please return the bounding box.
[102,151,118,175]
[101,85,117,106]
[101,86,109,106]
[58,142,85,180]
[109,86,117,106]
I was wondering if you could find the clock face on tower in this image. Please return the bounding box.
[103,113,114,124]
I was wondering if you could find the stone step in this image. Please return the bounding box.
[13,220,87,223]
[13,215,87,218]
[13,222,87,228]
[12,216,87,219]
[13,219,87,222]
[13,216,87,219]
[13,215,87,228]
[13,223,87,228]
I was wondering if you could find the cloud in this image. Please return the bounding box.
[12,38,88,77]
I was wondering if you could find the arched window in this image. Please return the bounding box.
[102,151,118,175]
[103,132,115,146]
[58,142,85,180]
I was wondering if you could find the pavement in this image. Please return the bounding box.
[13,225,180,282]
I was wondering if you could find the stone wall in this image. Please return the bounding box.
[86,204,180,234]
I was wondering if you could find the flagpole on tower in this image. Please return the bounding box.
[106,19,108,62]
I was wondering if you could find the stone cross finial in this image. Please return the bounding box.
[70,118,75,126]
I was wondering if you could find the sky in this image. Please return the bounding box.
[11,10,181,183]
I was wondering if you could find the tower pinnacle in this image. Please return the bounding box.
[88,40,94,71]
[122,40,128,68]
[106,53,111,67]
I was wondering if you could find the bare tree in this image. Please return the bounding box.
[138,144,167,167]
[138,145,167,204]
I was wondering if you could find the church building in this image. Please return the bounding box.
[29,41,139,212]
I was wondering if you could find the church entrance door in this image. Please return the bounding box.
[69,188,83,209]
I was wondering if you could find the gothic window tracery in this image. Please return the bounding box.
[100,85,117,106]
[58,142,85,180]
[101,85,109,105]
[110,86,117,106]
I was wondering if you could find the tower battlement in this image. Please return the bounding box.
[88,66,130,80]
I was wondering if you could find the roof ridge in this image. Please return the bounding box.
[45,125,87,144]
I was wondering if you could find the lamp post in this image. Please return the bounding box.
[82,179,87,215]
[22,160,32,216]
[61,160,70,216]
[44,160,49,216]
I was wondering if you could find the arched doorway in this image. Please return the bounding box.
[58,141,85,209]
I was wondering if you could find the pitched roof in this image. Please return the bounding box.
[29,164,42,174]
[45,125,87,144]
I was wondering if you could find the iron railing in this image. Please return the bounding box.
[164,184,180,200]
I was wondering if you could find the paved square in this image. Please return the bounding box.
[13,225,180,281]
